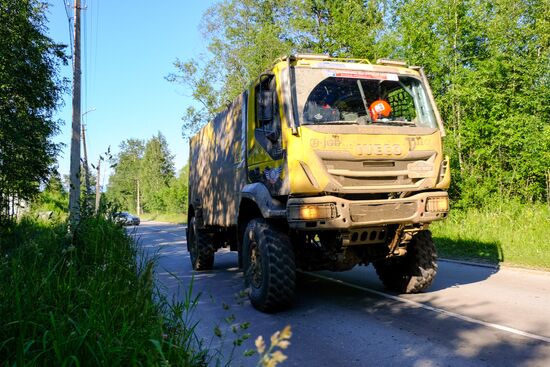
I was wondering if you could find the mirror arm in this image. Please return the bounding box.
[287,58,298,135]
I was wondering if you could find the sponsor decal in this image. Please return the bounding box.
[310,137,404,156]
[316,62,355,69]
[310,137,342,148]
[249,164,286,195]
[323,70,399,81]
[406,136,432,150]
[264,166,283,185]
[407,161,434,178]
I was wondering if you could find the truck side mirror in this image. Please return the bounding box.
[258,90,273,122]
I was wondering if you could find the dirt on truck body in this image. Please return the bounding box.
[187,55,450,312]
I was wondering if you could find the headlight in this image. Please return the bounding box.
[288,203,337,220]
[425,196,449,212]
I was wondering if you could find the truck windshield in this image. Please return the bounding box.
[293,67,438,128]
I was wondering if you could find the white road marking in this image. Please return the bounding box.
[307,272,550,344]
[136,225,184,238]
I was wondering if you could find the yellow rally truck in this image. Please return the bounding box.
[187,55,450,312]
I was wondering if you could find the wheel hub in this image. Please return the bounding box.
[250,242,262,288]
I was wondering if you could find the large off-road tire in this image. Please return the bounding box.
[242,218,296,312]
[374,230,437,293]
[187,216,215,271]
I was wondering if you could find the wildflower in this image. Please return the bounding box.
[256,325,292,367]
[255,335,265,354]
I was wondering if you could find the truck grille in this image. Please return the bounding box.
[349,201,418,222]
[321,151,437,191]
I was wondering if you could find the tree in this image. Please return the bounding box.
[107,134,178,214]
[107,139,144,213]
[31,170,68,215]
[286,0,385,58]
[140,133,175,212]
[172,0,550,204]
[161,165,188,214]
[0,0,67,223]
[168,0,386,139]
[387,0,550,204]
[464,0,550,202]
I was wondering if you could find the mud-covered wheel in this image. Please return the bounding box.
[187,216,215,271]
[374,230,437,293]
[242,218,296,312]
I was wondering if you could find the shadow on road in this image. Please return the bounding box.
[435,236,504,265]
[134,224,549,367]
[291,272,550,366]
[428,259,499,291]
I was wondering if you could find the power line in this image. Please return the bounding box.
[62,0,74,62]
[83,0,88,118]
[93,0,100,89]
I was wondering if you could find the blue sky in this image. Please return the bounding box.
[46,0,215,184]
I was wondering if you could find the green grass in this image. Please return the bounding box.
[431,199,550,270]
[0,216,206,365]
[141,212,187,224]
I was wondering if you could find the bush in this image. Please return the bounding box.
[431,198,550,269]
[0,216,206,366]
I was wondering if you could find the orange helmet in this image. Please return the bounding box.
[369,100,391,120]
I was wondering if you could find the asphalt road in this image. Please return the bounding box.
[129,222,550,367]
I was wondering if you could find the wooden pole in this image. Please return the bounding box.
[82,122,91,197]
[81,108,95,203]
[68,0,82,229]
[95,158,101,214]
[136,179,141,216]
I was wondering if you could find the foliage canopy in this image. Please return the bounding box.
[170,0,550,204]
[0,0,67,222]
[107,133,187,214]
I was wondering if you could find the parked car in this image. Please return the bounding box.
[114,212,140,226]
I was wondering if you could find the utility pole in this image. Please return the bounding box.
[136,179,141,216]
[82,108,95,205]
[82,122,90,196]
[68,0,82,229]
[95,158,101,214]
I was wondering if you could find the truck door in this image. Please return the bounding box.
[247,74,285,192]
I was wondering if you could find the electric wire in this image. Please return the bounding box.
[93,0,100,92]
[83,0,103,190]
[83,0,88,121]
[62,0,74,64]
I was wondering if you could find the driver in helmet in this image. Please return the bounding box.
[369,99,392,121]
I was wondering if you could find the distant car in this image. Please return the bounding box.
[114,212,140,226]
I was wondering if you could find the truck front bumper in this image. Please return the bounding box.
[286,191,448,230]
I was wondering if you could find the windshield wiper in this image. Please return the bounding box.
[353,116,416,126]
[325,120,359,125]
[303,121,359,125]
[373,120,416,126]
